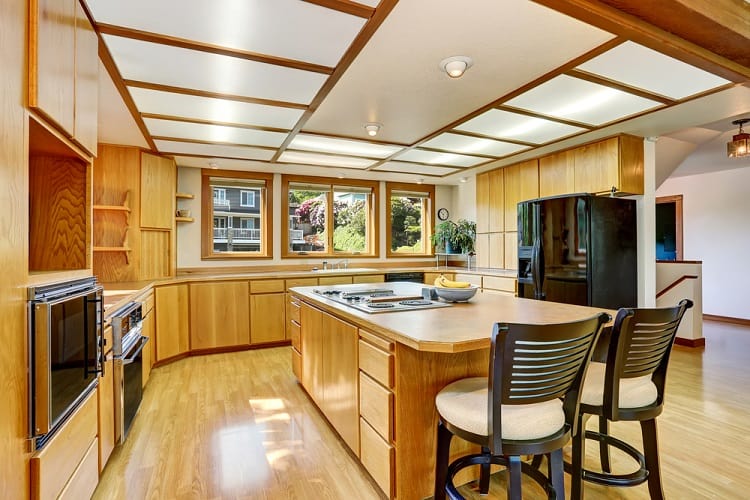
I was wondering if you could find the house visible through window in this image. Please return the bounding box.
[202,170,272,259]
[386,182,434,256]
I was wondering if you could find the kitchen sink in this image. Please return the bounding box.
[309,267,379,273]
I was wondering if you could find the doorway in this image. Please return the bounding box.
[655,195,683,261]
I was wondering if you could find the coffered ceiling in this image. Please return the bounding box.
[86,0,750,184]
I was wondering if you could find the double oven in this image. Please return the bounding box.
[110,301,149,443]
[28,277,103,449]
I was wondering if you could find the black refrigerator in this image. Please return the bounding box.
[517,194,637,309]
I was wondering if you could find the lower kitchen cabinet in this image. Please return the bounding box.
[155,284,189,361]
[250,280,286,344]
[298,301,359,453]
[189,281,250,349]
[141,308,153,386]
[97,354,115,472]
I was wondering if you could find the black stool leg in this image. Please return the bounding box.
[571,413,587,500]
[434,421,453,500]
[641,418,665,500]
[479,446,490,494]
[548,448,565,500]
[598,416,611,473]
[506,455,522,500]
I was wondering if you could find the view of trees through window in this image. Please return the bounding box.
[390,195,425,253]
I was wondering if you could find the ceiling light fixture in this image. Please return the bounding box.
[460,177,468,183]
[364,123,382,137]
[439,56,473,79]
[416,178,424,184]
[208,161,219,169]
[727,118,750,158]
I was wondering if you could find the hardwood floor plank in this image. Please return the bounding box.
[95,321,750,499]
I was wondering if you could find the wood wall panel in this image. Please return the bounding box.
[140,230,170,280]
[189,281,250,349]
[1,0,31,494]
[73,3,98,155]
[29,0,76,134]
[29,155,88,271]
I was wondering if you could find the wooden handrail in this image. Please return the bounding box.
[656,275,698,299]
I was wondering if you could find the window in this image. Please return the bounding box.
[202,170,273,259]
[240,190,255,207]
[386,182,435,257]
[282,175,378,257]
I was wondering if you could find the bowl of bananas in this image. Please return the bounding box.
[433,275,479,302]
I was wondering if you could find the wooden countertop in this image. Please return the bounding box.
[291,283,612,353]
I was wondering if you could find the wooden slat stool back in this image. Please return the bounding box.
[433,312,609,500]
[571,299,693,499]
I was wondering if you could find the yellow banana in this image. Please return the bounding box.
[435,275,470,288]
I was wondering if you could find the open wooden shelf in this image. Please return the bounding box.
[93,204,131,212]
[176,192,194,199]
[175,216,194,223]
[93,246,131,252]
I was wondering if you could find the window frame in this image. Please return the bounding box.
[240,190,255,208]
[385,181,435,258]
[281,174,379,258]
[201,169,273,260]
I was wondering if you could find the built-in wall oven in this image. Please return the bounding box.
[28,277,103,449]
[110,301,149,443]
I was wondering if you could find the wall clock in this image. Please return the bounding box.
[437,208,450,221]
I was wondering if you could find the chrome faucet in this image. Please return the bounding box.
[322,260,328,270]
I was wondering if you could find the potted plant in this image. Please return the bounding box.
[452,219,476,254]
[431,221,457,253]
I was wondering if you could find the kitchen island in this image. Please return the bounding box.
[289,282,611,500]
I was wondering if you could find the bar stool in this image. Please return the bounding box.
[570,299,693,500]
[433,313,609,500]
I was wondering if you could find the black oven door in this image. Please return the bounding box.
[118,334,148,441]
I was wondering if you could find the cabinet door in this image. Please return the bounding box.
[322,312,359,454]
[300,303,323,402]
[140,153,175,229]
[140,230,171,280]
[539,150,574,197]
[574,137,619,194]
[73,2,98,154]
[504,160,538,231]
[475,172,490,233]
[505,231,518,270]
[189,281,250,349]
[141,311,153,386]
[475,233,489,269]
[30,0,76,134]
[155,284,189,361]
[97,355,114,472]
[250,293,286,344]
[488,168,504,233]
[489,232,505,269]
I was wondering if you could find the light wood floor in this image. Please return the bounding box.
[94,320,750,499]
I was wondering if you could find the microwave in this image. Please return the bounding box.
[28,277,103,449]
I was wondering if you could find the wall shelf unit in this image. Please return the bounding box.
[175,216,194,223]
[176,192,194,200]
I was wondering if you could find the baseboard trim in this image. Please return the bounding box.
[703,314,750,326]
[675,337,706,348]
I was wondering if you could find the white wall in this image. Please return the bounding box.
[657,167,750,320]
[176,167,455,269]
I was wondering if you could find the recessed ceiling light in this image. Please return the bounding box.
[460,177,468,183]
[337,173,346,179]
[416,178,424,184]
[439,56,473,78]
[208,161,219,169]
[364,122,382,137]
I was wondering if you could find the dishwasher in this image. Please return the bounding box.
[384,271,425,283]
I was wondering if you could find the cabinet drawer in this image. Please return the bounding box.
[359,339,393,389]
[453,273,482,286]
[31,390,97,500]
[360,417,394,498]
[102,325,113,355]
[290,320,301,351]
[291,347,302,380]
[286,277,318,290]
[359,372,392,441]
[58,438,98,500]
[483,275,516,293]
[250,279,285,294]
[318,275,353,286]
[289,298,301,324]
[142,292,154,315]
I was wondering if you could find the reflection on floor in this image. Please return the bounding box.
[94,320,750,499]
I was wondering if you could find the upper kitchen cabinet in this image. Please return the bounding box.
[539,150,575,198]
[140,152,176,230]
[29,0,99,156]
[504,159,539,232]
[477,168,505,234]
[573,135,644,195]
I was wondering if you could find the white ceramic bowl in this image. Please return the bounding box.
[434,285,479,302]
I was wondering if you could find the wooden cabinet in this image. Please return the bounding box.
[155,284,189,361]
[97,354,114,473]
[483,275,516,295]
[140,152,176,229]
[573,135,643,195]
[424,272,454,285]
[476,169,504,233]
[539,150,574,198]
[250,292,286,344]
[31,390,98,500]
[141,308,154,386]
[504,232,518,270]
[504,159,539,232]
[29,0,98,154]
[299,302,359,453]
[318,275,353,286]
[475,171,490,234]
[286,278,317,340]
[190,281,250,349]
[353,274,385,284]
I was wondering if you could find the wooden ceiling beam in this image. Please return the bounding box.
[566,68,676,105]
[302,0,376,18]
[141,114,291,134]
[97,23,333,74]
[533,0,750,81]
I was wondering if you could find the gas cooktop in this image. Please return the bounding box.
[313,286,451,314]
